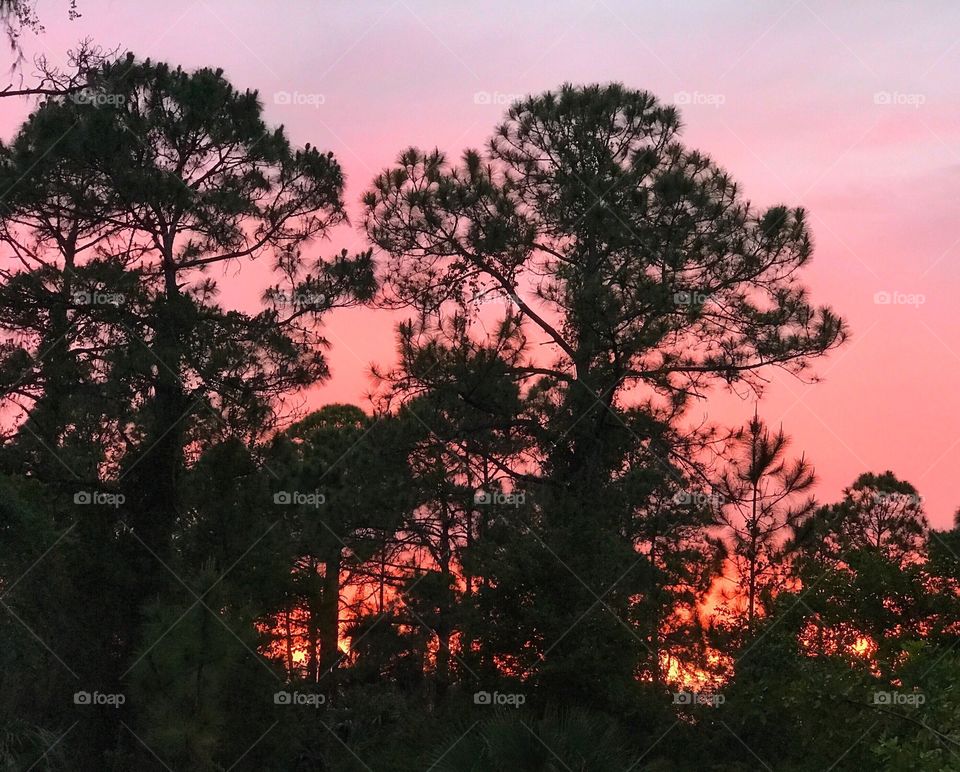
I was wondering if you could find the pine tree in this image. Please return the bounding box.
[717,413,816,627]
[364,83,845,703]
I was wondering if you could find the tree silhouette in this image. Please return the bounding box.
[365,83,845,704]
[717,413,816,626]
[268,405,412,683]
[3,63,956,769]
[795,471,927,568]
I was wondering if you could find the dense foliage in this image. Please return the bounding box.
[0,55,957,770]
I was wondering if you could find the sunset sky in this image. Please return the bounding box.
[4,0,959,527]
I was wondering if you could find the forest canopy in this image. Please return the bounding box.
[0,43,957,772]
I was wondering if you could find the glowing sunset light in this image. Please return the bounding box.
[2,4,959,769]
[2,2,959,528]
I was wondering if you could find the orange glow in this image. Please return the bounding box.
[798,620,879,668]
[658,650,732,690]
[850,636,873,657]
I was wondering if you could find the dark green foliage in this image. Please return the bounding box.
[363,82,846,708]
[717,414,817,628]
[427,709,637,772]
[0,72,955,771]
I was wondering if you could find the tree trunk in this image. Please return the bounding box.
[318,545,342,679]
[128,240,189,559]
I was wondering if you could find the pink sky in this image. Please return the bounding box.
[3,1,959,527]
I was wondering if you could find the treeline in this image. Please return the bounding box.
[0,54,958,771]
